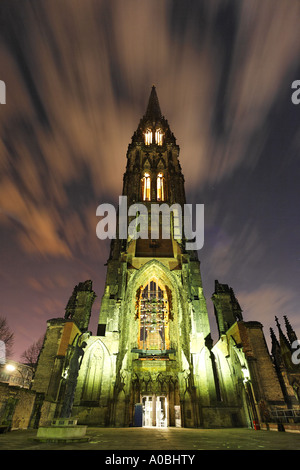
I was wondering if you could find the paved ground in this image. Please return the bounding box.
[0,427,300,451]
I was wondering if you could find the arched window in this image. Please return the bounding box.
[155,129,163,146]
[141,172,151,201]
[81,341,104,404]
[145,129,152,145]
[156,173,165,201]
[137,279,170,351]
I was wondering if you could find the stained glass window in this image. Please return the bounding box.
[138,280,169,351]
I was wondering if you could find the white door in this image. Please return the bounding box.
[142,396,153,427]
[156,396,167,427]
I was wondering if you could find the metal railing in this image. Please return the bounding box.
[270,409,300,423]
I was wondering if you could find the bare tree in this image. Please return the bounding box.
[21,336,44,368]
[0,316,14,359]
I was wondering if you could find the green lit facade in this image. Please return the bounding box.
[32,87,298,429]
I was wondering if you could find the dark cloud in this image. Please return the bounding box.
[0,0,299,358]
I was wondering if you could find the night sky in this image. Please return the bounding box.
[0,0,299,361]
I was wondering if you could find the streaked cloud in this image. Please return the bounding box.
[0,0,299,358]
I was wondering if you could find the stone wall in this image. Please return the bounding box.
[32,319,81,400]
[0,383,36,430]
[240,321,285,405]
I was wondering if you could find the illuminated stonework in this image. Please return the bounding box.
[84,86,248,427]
[31,87,297,430]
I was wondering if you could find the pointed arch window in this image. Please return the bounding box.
[80,341,104,404]
[142,172,151,201]
[157,173,165,201]
[137,279,170,351]
[155,129,163,146]
[145,129,152,145]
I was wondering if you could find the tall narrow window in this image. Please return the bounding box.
[142,172,151,201]
[155,129,163,145]
[81,342,103,404]
[138,280,170,351]
[157,173,165,201]
[145,129,152,145]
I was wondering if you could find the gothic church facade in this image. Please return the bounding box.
[31,87,299,429]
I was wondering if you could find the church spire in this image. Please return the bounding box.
[144,85,162,121]
[131,86,176,148]
[270,327,280,355]
[275,316,290,348]
[284,315,298,344]
[275,315,296,370]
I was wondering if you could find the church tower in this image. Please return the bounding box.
[91,86,223,427]
[31,87,292,430]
